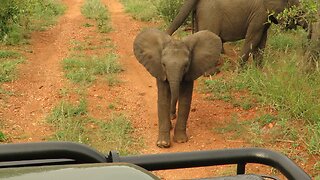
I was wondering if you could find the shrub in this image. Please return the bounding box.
[0,0,20,41]
[0,0,65,44]
[155,0,186,24]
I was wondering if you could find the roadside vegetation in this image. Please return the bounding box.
[0,50,24,141]
[47,97,139,154]
[0,0,65,45]
[0,0,64,141]
[120,0,185,24]
[63,53,122,85]
[81,0,112,33]
[0,50,24,83]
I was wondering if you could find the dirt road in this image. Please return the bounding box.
[0,0,316,179]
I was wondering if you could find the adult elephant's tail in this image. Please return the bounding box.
[166,0,199,35]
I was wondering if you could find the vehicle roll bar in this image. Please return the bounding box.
[0,142,311,180]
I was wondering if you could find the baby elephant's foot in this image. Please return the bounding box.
[173,130,188,143]
[157,132,171,148]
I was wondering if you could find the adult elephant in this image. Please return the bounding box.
[133,29,222,148]
[167,0,304,67]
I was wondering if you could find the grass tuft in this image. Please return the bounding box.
[47,99,140,155]
[63,54,122,84]
[81,0,112,33]
[0,50,24,82]
[120,0,158,21]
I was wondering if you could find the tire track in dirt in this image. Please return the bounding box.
[1,0,87,142]
[103,0,159,148]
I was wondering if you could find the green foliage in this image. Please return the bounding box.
[0,50,21,59]
[120,0,158,21]
[48,99,88,123]
[120,0,190,24]
[47,98,139,154]
[0,60,23,82]
[81,0,111,33]
[277,0,319,30]
[90,114,137,155]
[202,77,254,110]
[0,50,23,82]
[268,28,306,51]
[0,0,20,41]
[202,25,320,154]
[307,122,320,154]
[63,54,122,84]
[47,99,89,143]
[155,0,186,24]
[0,0,65,44]
[0,131,7,142]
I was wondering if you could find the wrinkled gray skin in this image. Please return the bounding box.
[134,29,222,148]
[167,0,304,67]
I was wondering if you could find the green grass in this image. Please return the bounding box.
[202,78,254,110]
[268,29,306,52]
[26,0,66,31]
[62,53,122,84]
[89,114,138,155]
[201,26,320,155]
[81,0,112,33]
[154,0,185,24]
[0,50,21,59]
[0,60,23,82]
[47,99,90,143]
[47,99,139,154]
[0,131,7,142]
[120,0,158,21]
[1,0,66,45]
[0,50,24,83]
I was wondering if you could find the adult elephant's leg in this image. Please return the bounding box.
[239,24,265,68]
[174,81,194,143]
[156,80,172,148]
[253,26,269,67]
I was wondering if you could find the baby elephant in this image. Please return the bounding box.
[133,29,222,148]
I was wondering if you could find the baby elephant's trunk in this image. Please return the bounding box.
[169,81,179,116]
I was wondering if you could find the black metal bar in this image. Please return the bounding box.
[0,142,107,164]
[0,142,311,180]
[117,148,311,180]
[237,163,246,174]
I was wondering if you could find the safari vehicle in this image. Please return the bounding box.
[0,142,311,180]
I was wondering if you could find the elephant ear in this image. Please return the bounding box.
[133,28,171,80]
[182,30,222,81]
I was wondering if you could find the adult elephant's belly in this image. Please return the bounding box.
[196,0,250,43]
[198,22,247,43]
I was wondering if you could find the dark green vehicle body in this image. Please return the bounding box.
[0,163,159,180]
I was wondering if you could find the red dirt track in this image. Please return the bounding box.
[0,0,317,179]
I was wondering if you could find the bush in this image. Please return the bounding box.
[120,0,158,21]
[277,0,319,30]
[155,0,186,24]
[0,0,65,44]
[0,0,20,41]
